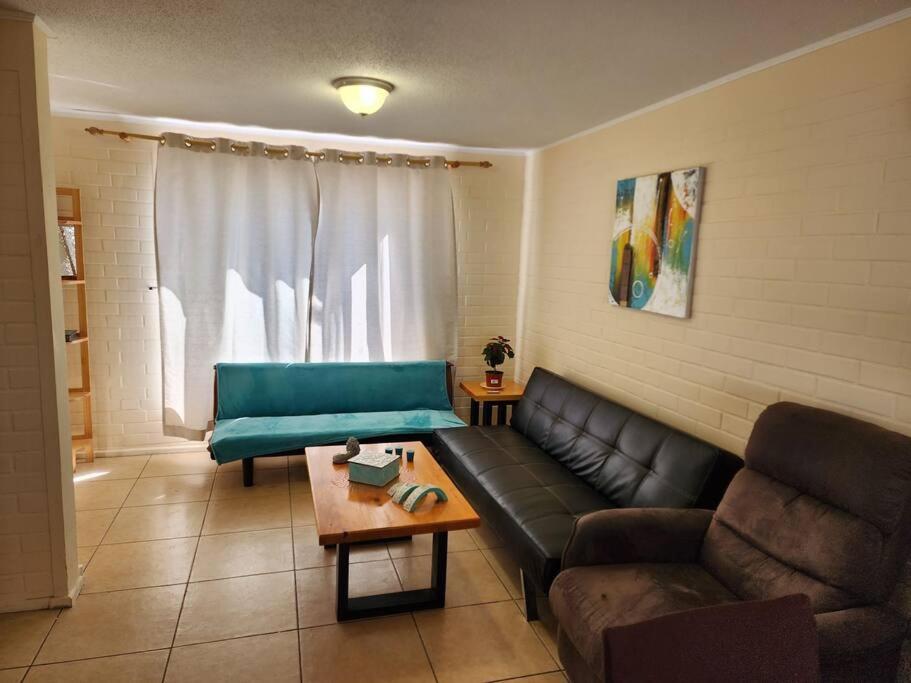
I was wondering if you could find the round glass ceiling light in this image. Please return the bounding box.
[332,77,394,116]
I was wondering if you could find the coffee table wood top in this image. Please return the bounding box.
[305,441,480,545]
[459,379,525,402]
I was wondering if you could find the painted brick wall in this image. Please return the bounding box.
[519,19,911,455]
[518,19,911,673]
[51,117,524,454]
[0,19,75,611]
[0,66,54,606]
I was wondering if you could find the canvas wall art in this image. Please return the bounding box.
[608,167,705,318]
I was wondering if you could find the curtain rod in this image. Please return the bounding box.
[84,127,493,169]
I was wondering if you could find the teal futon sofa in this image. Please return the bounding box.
[208,360,465,485]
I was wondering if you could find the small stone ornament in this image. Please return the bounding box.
[388,481,449,512]
[332,437,361,464]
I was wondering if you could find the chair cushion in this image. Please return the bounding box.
[511,368,736,509]
[433,425,612,590]
[703,402,911,611]
[211,409,464,464]
[549,563,737,681]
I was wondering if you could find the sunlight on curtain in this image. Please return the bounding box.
[155,140,456,438]
[310,150,457,362]
[155,134,318,437]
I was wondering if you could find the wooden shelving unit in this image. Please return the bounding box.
[57,187,94,467]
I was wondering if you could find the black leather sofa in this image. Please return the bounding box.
[433,367,742,620]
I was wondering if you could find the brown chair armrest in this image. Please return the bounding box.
[604,594,819,683]
[562,508,713,569]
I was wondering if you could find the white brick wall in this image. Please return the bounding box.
[1,22,67,610]
[52,117,526,453]
[519,19,911,456]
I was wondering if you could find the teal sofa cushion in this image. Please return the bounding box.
[216,361,453,418]
[211,410,465,463]
[209,360,465,464]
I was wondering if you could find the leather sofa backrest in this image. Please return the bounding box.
[510,367,738,509]
[701,402,911,612]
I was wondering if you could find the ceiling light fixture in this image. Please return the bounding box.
[332,76,394,116]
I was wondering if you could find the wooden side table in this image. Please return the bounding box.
[459,380,525,426]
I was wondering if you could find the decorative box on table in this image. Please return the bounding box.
[348,450,401,487]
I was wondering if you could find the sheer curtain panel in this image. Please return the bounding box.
[309,151,457,363]
[155,134,318,438]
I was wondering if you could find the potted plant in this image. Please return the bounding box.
[482,336,514,389]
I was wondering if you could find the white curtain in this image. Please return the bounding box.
[155,135,318,438]
[310,151,457,362]
[155,139,457,438]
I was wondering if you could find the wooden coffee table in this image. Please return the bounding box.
[305,440,480,621]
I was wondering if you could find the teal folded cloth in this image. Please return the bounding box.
[211,410,464,463]
[209,361,465,464]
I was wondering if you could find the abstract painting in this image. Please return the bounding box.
[608,167,705,318]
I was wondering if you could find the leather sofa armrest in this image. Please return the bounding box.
[562,508,714,569]
[603,594,819,683]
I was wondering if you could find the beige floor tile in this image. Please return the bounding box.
[174,571,297,646]
[141,451,216,478]
[166,631,299,682]
[481,546,523,599]
[295,560,402,628]
[190,528,293,581]
[387,529,477,558]
[0,669,26,683]
[289,466,311,493]
[82,538,197,593]
[518,599,561,663]
[76,546,96,569]
[287,454,308,469]
[103,502,207,544]
[468,521,504,549]
[202,494,291,534]
[218,455,288,472]
[290,491,315,525]
[75,509,117,547]
[74,479,134,511]
[415,601,557,683]
[74,455,149,482]
[292,526,389,568]
[211,467,289,499]
[292,525,336,568]
[0,610,59,668]
[299,615,434,683]
[500,674,567,682]
[394,549,510,607]
[35,585,184,664]
[25,650,169,682]
[123,474,214,507]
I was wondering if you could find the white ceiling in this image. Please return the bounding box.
[8,0,911,148]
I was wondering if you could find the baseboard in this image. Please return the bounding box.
[95,442,208,458]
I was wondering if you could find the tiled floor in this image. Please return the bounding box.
[0,452,565,682]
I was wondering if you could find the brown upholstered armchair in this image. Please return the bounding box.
[549,402,911,682]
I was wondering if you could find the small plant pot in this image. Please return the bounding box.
[485,370,504,388]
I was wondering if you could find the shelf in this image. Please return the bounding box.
[61,279,86,286]
[57,219,82,226]
[68,388,91,398]
[65,335,89,345]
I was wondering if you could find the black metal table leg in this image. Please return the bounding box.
[470,399,479,426]
[336,531,449,621]
[496,403,508,424]
[482,401,493,425]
